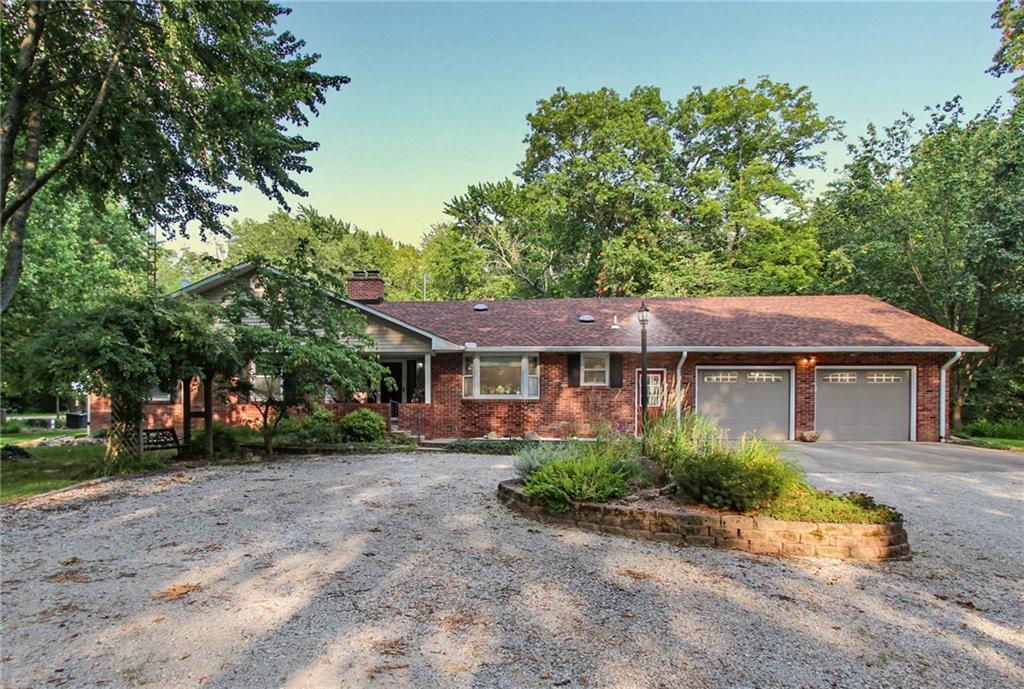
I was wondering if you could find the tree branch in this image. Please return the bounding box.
[0,107,42,313]
[1,25,127,226]
[0,0,48,212]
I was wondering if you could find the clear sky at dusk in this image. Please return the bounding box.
[223,1,1011,246]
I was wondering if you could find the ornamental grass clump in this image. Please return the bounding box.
[520,434,639,512]
[665,414,804,512]
[523,452,638,513]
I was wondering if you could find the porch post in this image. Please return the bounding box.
[423,354,432,404]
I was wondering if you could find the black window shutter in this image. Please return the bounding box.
[609,354,623,388]
[567,353,581,387]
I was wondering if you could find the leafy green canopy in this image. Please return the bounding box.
[815,97,1024,425]
[224,206,425,301]
[1,0,347,312]
[446,78,839,297]
[223,244,390,453]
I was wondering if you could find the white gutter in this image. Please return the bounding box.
[939,351,962,441]
[459,345,988,354]
[674,351,688,425]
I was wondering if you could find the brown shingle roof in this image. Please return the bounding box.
[374,295,985,351]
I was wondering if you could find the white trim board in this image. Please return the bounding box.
[813,365,917,442]
[694,365,796,441]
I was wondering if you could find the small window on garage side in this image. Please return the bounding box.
[703,371,738,383]
[822,372,857,384]
[867,372,903,384]
[747,371,784,383]
[581,353,609,386]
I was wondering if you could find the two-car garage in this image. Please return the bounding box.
[695,366,915,441]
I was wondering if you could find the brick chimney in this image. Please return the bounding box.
[346,270,385,304]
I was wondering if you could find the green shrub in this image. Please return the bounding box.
[1,421,24,435]
[337,408,387,442]
[961,418,1024,440]
[670,430,802,512]
[193,422,261,457]
[523,451,638,512]
[761,484,902,524]
[514,442,569,480]
[447,439,539,455]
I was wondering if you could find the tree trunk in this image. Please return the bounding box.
[203,368,214,459]
[181,376,193,455]
[105,392,142,472]
[950,368,967,432]
[1,108,41,314]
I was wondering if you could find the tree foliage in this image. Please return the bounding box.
[815,97,1024,425]
[990,0,1024,98]
[223,245,390,453]
[446,78,838,297]
[0,183,151,400]
[0,0,347,312]
[27,293,236,471]
[225,206,426,300]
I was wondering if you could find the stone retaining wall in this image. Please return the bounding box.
[497,480,910,562]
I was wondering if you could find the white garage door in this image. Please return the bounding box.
[696,368,792,440]
[816,368,912,441]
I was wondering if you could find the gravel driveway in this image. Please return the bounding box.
[2,453,1022,689]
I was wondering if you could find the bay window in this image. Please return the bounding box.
[463,354,540,399]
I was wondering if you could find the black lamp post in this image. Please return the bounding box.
[637,300,650,444]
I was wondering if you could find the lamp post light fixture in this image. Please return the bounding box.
[637,300,650,446]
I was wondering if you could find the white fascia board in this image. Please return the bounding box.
[166,261,256,299]
[460,345,988,354]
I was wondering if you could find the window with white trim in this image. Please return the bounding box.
[147,388,172,402]
[462,354,540,399]
[822,372,857,384]
[867,372,903,384]
[581,353,610,386]
[250,364,283,402]
[703,371,738,383]
[747,371,784,383]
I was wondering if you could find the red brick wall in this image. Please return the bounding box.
[92,352,945,443]
[416,352,683,440]
[407,351,943,441]
[89,379,390,436]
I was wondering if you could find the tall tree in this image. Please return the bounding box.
[990,0,1024,98]
[226,207,424,300]
[446,79,837,297]
[29,293,237,471]
[224,246,389,454]
[0,184,151,400]
[815,98,1024,426]
[0,0,347,312]
[419,223,513,300]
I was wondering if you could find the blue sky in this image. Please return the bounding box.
[223,1,1011,246]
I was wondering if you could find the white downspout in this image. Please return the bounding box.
[675,351,688,424]
[939,351,962,442]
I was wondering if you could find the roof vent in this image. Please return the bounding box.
[473,303,489,312]
[578,314,595,323]
[611,315,620,329]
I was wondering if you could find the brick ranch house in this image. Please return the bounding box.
[90,265,986,443]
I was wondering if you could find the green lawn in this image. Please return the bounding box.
[0,430,87,447]
[968,437,1024,450]
[1,445,175,504]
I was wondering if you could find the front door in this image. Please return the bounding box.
[379,362,404,409]
[635,368,667,435]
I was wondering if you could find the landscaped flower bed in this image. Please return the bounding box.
[500,414,909,561]
[498,481,909,561]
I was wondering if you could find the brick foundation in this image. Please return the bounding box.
[497,480,910,562]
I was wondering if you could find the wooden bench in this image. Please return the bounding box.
[142,428,180,453]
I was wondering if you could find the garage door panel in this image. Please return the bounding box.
[816,369,911,441]
[697,369,791,440]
